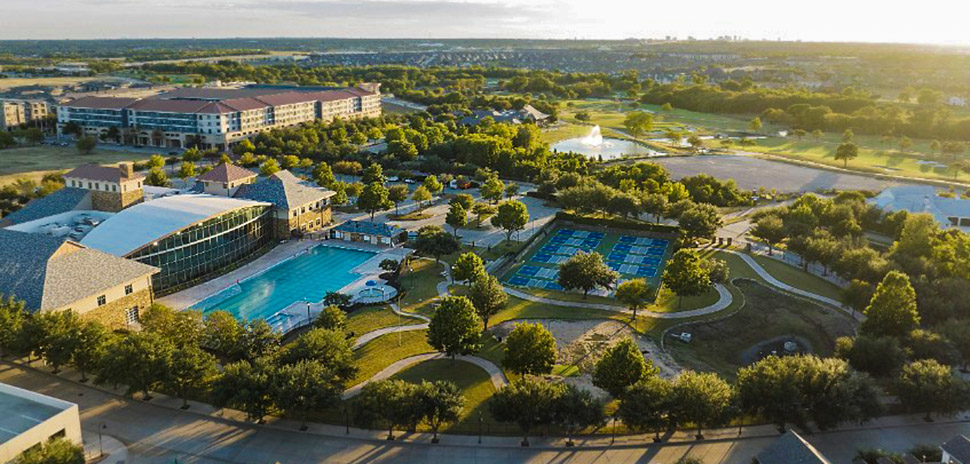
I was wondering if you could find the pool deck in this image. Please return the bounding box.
[158,239,410,312]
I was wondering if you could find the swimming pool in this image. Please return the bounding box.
[191,245,376,321]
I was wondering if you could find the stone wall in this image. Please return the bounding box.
[79,288,152,330]
[91,189,143,212]
[273,206,332,239]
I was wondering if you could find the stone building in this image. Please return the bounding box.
[196,162,258,197]
[234,170,335,238]
[63,163,145,212]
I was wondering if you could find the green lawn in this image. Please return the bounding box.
[667,279,856,379]
[0,145,155,184]
[389,359,498,432]
[397,258,445,317]
[345,305,423,340]
[348,330,434,387]
[750,255,845,301]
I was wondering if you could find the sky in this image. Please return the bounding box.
[3,0,969,45]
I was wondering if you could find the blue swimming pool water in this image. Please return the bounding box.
[191,245,376,321]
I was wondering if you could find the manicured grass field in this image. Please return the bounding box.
[750,255,845,301]
[345,305,422,341]
[558,99,753,135]
[668,279,856,379]
[397,258,445,317]
[348,330,433,387]
[0,145,153,182]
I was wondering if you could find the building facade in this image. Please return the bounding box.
[0,99,50,131]
[57,84,381,150]
[234,171,335,239]
[63,163,145,212]
[0,383,82,464]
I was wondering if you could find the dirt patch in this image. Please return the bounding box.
[491,319,682,397]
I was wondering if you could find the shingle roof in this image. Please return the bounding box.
[234,170,334,210]
[65,164,145,183]
[196,163,257,183]
[0,188,90,225]
[335,220,403,237]
[943,435,970,463]
[0,229,157,312]
[127,98,211,113]
[756,431,831,464]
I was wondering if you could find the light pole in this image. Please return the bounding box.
[478,412,483,444]
[306,302,311,328]
[98,422,107,457]
[610,416,616,445]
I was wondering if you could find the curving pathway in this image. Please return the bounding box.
[342,353,508,399]
[351,303,430,350]
[502,283,733,319]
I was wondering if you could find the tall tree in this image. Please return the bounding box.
[469,274,507,330]
[557,251,619,298]
[593,338,655,398]
[491,200,529,241]
[489,378,560,446]
[480,176,506,204]
[164,345,218,409]
[362,163,386,185]
[354,379,421,440]
[662,249,712,308]
[445,202,467,237]
[551,384,605,447]
[387,184,409,214]
[750,214,786,255]
[96,332,174,399]
[677,203,722,243]
[313,162,335,188]
[861,270,920,339]
[502,322,557,376]
[618,376,674,442]
[623,111,654,139]
[834,142,859,168]
[357,182,392,220]
[417,380,465,443]
[277,328,356,381]
[897,359,968,420]
[452,252,485,284]
[414,225,461,263]
[423,175,443,196]
[0,296,27,356]
[615,279,652,318]
[671,371,734,439]
[72,320,109,382]
[211,358,274,422]
[273,360,342,430]
[411,185,431,207]
[427,296,483,359]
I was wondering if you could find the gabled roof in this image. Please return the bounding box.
[234,170,334,210]
[0,229,158,311]
[0,188,90,226]
[871,185,970,229]
[943,435,970,463]
[196,163,257,183]
[521,104,550,120]
[756,431,831,464]
[65,164,144,183]
[335,220,403,237]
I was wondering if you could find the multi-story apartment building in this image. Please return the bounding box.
[0,101,25,130]
[2,99,54,130]
[56,83,381,150]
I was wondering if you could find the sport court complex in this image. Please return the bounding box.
[505,226,673,297]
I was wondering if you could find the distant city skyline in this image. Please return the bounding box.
[4,0,969,46]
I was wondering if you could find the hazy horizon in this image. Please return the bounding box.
[4,0,969,46]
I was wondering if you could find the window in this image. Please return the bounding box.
[97,295,106,306]
[125,306,139,325]
[124,284,133,295]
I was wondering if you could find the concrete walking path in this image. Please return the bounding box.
[351,304,430,350]
[341,353,508,399]
[502,283,733,319]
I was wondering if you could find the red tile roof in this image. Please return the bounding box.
[60,96,138,110]
[197,163,257,183]
[255,92,318,106]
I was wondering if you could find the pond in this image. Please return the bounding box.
[551,125,659,160]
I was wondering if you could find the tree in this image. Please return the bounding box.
[593,338,655,398]
[552,384,605,446]
[618,376,674,442]
[273,360,342,430]
[452,252,485,284]
[469,274,507,330]
[835,142,859,168]
[491,200,529,241]
[607,192,641,219]
[662,249,712,308]
[413,225,460,263]
[748,117,762,133]
[387,138,418,161]
[145,167,170,187]
[836,335,905,377]
[178,161,196,180]
[678,203,722,243]
[412,185,431,207]
[260,158,280,176]
[943,142,966,161]
[96,331,173,399]
[313,305,347,331]
[278,328,356,381]
[793,129,807,140]
[502,322,556,375]
[14,437,83,464]
[355,379,420,440]
[639,192,669,223]
[201,310,243,360]
[212,359,274,422]
[324,291,353,308]
[388,184,409,214]
[165,345,218,409]
[445,202,467,237]
[423,174,443,195]
[417,380,465,443]
[427,296,482,359]
[861,271,920,339]
[357,182,391,220]
[472,202,496,226]
[750,214,786,255]
[505,182,520,199]
[671,371,734,439]
[615,279,652,318]
[489,378,560,446]
[897,359,968,420]
[703,257,730,285]
[899,136,913,152]
[72,320,108,382]
[35,310,83,374]
[362,163,386,185]
[480,176,505,204]
[140,304,203,348]
[661,102,674,111]
[75,135,97,154]
[313,162,335,188]
[941,320,970,371]
[623,111,654,139]
[686,134,703,151]
[557,251,619,298]
[951,160,970,180]
[451,193,475,210]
